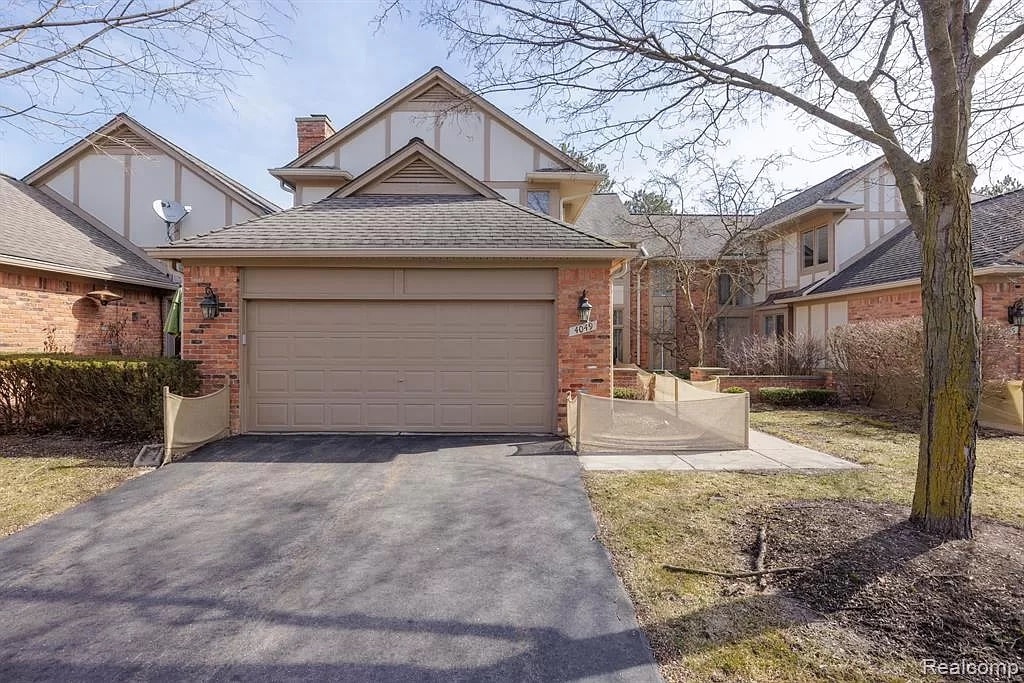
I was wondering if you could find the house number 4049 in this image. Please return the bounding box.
[568,320,598,337]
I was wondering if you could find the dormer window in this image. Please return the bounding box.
[801,224,831,274]
[527,190,551,214]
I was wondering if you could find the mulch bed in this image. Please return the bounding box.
[0,433,145,465]
[762,500,1024,667]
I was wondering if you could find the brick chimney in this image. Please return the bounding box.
[296,114,334,156]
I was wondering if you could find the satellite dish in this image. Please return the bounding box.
[153,200,192,241]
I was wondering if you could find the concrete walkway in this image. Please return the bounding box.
[579,430,859,472]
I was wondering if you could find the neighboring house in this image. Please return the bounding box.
[0,174,176,355]
[2,114,279,355]
[151,68,632,435]
[780,189,1024,374]
[23,113,279,247]
[575,193,757,370]
[580,157,1022,374]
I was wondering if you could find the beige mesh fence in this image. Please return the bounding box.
[636,370,720,399]
[163,385,230,464]
[979,380,1023,435]
[566,391,579,451]
[573,390,749,453]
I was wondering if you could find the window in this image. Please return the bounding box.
[526,190,550,214]
[717,273,754,306]
[763,313,786,337]
[612,308,624,364]
[801,225,830,271]
[652,267,674,297]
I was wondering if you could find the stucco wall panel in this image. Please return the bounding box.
[340,119,387,175]
[45,166,75,203]
[78,154,126,233]
[489,121,535,181]
[439,111,485,179]
[129,154,176,247]
[179,167,231,239]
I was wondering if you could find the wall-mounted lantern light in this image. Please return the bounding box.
[1009,298,1024,330]
[86,288,123,306]
[200,286,221,320]
[578,290,593,323]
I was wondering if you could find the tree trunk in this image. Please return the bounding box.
[696,326,706,367]
[911,169,980,540]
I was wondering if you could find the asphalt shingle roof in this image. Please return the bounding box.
[751,157,881,229]
[163,194,627,250]
[813,189,1024,294]
[0,174,175,288]
[575,193,753,259]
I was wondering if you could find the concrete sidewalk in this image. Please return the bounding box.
[579,430,859,472]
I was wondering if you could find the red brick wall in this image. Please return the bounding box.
[980,279,1024,377]
[181,264,241,432]
[557,264,614,431]
[847,285,923,321]
[0,265,165,356]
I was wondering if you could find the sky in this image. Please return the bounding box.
[0,1,941,210]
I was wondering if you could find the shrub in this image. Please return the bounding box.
[719,333,827,375]
[613,387,645,400]
[827,318,1017,410]
[758,387,839,407]
[0,355,201,438]
[722,386,747,393]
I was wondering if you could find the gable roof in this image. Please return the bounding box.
[23,114,280,215]
[808,189,1024,296]
[151,193,632,258]
[0,174,176,289]
[285,66,585,173]
[751,157,883,229]
[331,138,501,199]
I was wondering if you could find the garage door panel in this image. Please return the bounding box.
[247,298,554,432]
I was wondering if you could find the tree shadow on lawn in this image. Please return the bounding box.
[655,503,1023,668]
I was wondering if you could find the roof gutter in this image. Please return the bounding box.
[758,201,864,231]
[0,254,179,290]
[147,247,640,260]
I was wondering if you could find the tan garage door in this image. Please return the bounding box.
[246,300,555,432]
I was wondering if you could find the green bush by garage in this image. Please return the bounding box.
[0,355,200,438]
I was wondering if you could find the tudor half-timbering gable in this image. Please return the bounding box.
[23,114,279,249]
[269,67,604,222]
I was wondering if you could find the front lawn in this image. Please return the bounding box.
[0,435,146,537]
[586,408,1024,682]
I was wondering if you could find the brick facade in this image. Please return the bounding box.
[690,366,830,401]
[557,264,615,431]
[0,265,165,356]
[180,264,241,432]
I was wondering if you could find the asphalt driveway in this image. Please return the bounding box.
[0,435,659,682]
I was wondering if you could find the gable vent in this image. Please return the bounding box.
[381,158,454,184]
[95,126,157,154]
[410,83,459,104]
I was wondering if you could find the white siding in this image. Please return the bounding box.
[783,233,799,289]
[489,121,534,181]
[391,111,436,152]
[78,154,126,234]
[178,167,231,239]
[340,119,387,175]
[793,305,810,336]
[496,187,520,203]
[809,303,827,339]
[439,111,485,179]
[129,154,176,247]
[232,201,256,225]
[45,166,75,203]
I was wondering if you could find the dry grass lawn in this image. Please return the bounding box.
[586,408,1024,682]
[0,434,146,537]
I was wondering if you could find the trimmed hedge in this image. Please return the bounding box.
[758,387,838,407]
[613,387,646,400]
[0,355,201,438]
[722,386,748,394]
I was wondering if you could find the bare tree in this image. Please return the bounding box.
[624,153,781,367]
[391,0,1024,539]
[1,0,288,137]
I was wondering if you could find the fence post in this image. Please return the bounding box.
[575,390,584,454]
[162,385,172,465]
